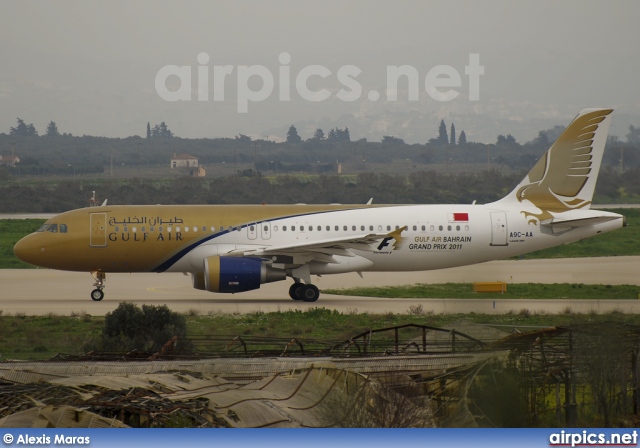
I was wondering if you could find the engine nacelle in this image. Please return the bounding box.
[200,256,286,293]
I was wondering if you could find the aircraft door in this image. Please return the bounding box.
[90,213,107,247]
[490,212,508,246]
[261,222,271,240]
[247,223,258,240]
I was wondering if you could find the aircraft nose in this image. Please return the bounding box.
[14,235,41,266]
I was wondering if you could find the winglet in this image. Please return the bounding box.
[366,198,373,205]
[492,108,613,214]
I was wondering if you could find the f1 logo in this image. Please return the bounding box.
[377,237,394,251]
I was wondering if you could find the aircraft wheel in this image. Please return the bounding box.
[289,283,304,300]
[301,284,320,302]
[91,289,104,302]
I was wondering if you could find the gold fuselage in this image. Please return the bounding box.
[14,204,373,272]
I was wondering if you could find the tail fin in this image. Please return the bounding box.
[494,108,613,215]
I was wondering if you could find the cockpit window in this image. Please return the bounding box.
[37,224,60,233]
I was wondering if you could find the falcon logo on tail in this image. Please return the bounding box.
[495,108,613,225]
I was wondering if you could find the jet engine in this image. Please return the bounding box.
[192,256,286,293]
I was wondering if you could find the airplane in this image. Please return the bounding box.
[14,108,625,303]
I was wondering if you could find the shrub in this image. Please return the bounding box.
[97,302,191,354]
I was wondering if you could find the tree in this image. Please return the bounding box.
[146,122,151,138]
[437,119,448,145]
[450,123,456,146]
[45,121,60,137]
[286,125,302,143]
[458,130,467,145]
[327,127,350,142]
[339,127,351,142]
[150,121,173,138]
[235,134,252,143]
[627,125,640,145]
[312,128,325,140]
[96,302,191,353]
[10,118,38,136]
[496,133,517,145]
[381,136,405,145]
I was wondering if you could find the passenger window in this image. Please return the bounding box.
[203,226,207,232]
[378,225,382,231]
[369,225,374,231]
[413,225,417,231]
[283,226,287,231]
[274,225,279,231]
[167,226,172,232]
[395,225,400,230]
[150,227,155,232]
[361,226,365,231]
[159,226,163,232]
[250,225,255,231]
[309,226,313,231]
[422,225,426,231]
[387,225,391,231]
[352,225,356,231]
[447,225,452,231]
[343,225,347,231]
[264,225,269,232]
[456,225,460,231]
[318,226,322,231]
[326,226,330,231]
[176,226,180,232]
[292,226,296,231]
[141,227,146,232]
[465,225,469,231]
[335,226,339,231]
[439,225,443,231]
[124,226,128,232]
[430,225,435,231]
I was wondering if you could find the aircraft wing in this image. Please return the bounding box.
[225,233,390,263]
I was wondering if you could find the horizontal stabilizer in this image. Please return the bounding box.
[541,215,620,229]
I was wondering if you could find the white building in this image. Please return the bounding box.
[171,154,198,169]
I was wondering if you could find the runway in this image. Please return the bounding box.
[2,256,640,316]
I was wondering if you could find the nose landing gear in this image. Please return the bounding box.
[90,271,106,301]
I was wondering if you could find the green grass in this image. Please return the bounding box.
[0,311,103,360]
[0,219,44,268]
[324,283,640,300]
[4,307,640,361]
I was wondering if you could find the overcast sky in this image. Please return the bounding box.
[1,0,639,142]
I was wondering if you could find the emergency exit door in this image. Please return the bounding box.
[490,212,508,246]
[90,213,107,247]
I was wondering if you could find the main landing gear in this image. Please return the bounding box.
[288,282,320,302]
[90,271,106,301]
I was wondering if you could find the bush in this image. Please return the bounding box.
[97,302,191,354]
